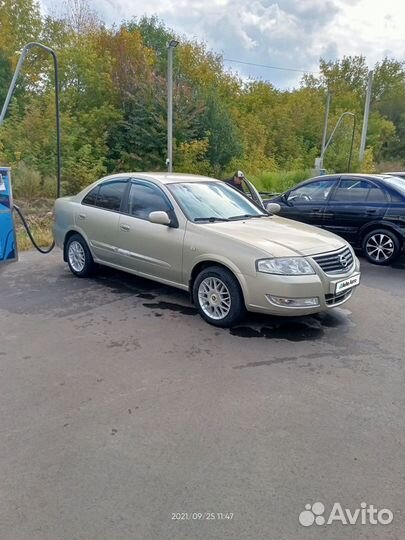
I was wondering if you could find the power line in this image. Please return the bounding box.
[222,57,320,75]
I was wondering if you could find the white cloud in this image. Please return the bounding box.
[326,0,405,67]
[41,0,405,88]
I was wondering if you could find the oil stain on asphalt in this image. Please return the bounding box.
[143,301,197,316]
[228,310,350,342]
[230,322,324,341]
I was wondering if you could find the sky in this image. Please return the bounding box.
[41,0,405,89]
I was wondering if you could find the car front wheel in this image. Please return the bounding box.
[193,266,246,327]
[66,234,95,277]
[362,229,401,265]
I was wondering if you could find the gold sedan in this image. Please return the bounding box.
[53,173,361,327]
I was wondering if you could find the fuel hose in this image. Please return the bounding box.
[13,204,55,254]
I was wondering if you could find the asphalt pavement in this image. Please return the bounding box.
[0,250,404,540]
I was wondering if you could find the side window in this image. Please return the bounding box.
[366,185,387,203]
[288,180,335,203]
[96,180,127,211]
[82,186,99,206]
[390,191,405,203]
[126,182,171,220]
[331,179,371,202]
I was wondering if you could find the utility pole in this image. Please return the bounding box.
[319,91,331,170]
[347,114,356,172]
[166,39,179,173]
[359,70,373,163]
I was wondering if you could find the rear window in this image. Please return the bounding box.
[82,180,128,212]
[97,181,127,211]
[331,179,370,202]
[82,186,99,206]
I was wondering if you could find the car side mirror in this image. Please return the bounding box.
[149,211,171,226]
[266,202,281,214]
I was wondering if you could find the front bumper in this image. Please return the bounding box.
[241,256,361,316]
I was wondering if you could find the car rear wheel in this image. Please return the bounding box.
[362,229,401,265]
[66,234,95,277]
[193,266,246,327]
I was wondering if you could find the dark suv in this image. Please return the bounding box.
[270,174,405,265]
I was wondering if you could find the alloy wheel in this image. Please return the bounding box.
[366,233,394,262]
[198,277,232,320]
[68,241,86,272]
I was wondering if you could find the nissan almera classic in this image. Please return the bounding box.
[53,173,361,327]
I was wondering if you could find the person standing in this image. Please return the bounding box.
[224,171,245,191]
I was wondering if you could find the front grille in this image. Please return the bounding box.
[325,289,353,306]
[312,247,354,275]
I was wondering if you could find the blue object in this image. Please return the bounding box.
[0,167,17,265]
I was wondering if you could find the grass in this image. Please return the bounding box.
[14,199,54,251]
[250,169,314,194]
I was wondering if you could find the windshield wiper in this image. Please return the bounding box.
[228,214,267,220]
[194,216,230,222]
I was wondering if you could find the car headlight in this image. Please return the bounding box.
[256,257,315,275]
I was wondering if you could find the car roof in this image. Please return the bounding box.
[100,172,219,185]
[308,173,391,179]
[298,173,399,185]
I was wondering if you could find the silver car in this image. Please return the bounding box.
[53,173,361,327]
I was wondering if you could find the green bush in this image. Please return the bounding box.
[250,169,314,194]
[11,162,57,200]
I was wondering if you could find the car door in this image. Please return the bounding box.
[76,178,129,264]
[280,178,337,226]
[117,179,185,286]
[325,177,389,243]
[241,178,266,208]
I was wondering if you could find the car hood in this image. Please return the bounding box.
[204,216,346,257]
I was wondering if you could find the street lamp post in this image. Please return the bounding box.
[167,39,179,172]
[0,42,61,198]
[321,111,356,173]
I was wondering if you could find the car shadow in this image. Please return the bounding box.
[92,266,351,340]
[355,250,405,270]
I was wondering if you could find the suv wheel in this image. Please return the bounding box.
[66,234,95,277]
[193,266,246,327]
[362,229,400,265]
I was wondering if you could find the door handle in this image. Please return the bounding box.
[311,208,322,213]
[78,213,86,220]
[366,209,377,214]
[120,224,130,232]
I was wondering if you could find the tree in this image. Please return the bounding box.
[0,0,42,54]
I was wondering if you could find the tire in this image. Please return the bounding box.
[362,228,401,265]
[65,234,95,277]
[192,266,246,327]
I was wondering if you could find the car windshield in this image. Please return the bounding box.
[168,181,267,222]
[382,175,405,195]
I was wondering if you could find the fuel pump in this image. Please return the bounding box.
[0,167,17,264]
[0,43,61,267]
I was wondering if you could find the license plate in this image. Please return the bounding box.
[335,273,361,294]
